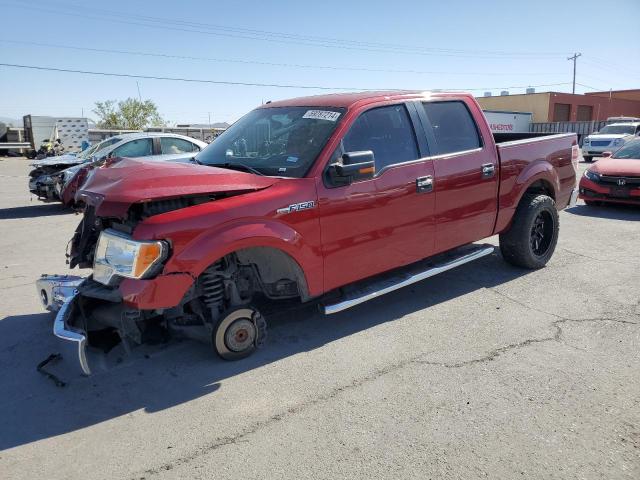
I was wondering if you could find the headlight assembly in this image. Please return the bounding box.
[93,229,169,285]
[584,169,600,183]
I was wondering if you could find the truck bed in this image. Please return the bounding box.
[493,132,577,234]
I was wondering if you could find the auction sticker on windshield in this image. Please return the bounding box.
[302,110,341,122]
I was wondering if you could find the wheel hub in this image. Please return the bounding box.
[530,211,553,256]
[224,318,256,352]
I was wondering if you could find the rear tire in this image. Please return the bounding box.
[499,194,559,269]
[583,156,593,162]
[584,200,599,206]
[212,307,266,360]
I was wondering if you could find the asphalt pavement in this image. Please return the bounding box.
[0,156,638,480]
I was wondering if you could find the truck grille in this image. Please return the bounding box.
[590,140,611,147]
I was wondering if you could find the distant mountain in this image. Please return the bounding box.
[0,116,23,127]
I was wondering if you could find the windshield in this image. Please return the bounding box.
[612,139,640,159]
[195,106,345,177]
[599,125,635,135]
[89,137,123,160]
[77,141,104,159]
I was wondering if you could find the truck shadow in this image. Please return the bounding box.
[565,204,640,221]
[0,252,527,451]
[0,203,71,220]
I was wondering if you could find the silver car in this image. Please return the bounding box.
[29,133,208,201]
[582,122,640,162]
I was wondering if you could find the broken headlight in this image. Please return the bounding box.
[93,229,168,285]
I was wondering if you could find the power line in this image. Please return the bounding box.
[582,57,640,78]
[0,62,384,90]
[1,1,567,59]
[0,62,573,92]
[0,39,567,77]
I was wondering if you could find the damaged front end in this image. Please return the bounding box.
[38,159,279,375]
[52,278,171,376]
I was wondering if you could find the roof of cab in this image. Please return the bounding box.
[259,90,452,109]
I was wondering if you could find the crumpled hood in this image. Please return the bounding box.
[592,158,640,177]
[30,154,83,168]
[77,158,279,217]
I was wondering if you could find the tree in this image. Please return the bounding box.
[93,98,165,129]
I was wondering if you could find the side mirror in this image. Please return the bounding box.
[329,151,375,185]
[601,151,612,158]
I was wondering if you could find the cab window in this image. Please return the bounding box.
[112,138,153,157]
[422,101,481,155]
[342,104,419,171]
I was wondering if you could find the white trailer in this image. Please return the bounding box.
[23,115,89,153]
[483,110,533,134]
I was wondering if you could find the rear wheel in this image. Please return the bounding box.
[212,307,266,360]
[584,200,599,206]
[499,194,559,269]
[583,156,593,162]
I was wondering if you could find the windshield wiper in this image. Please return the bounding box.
[207,162,265,176]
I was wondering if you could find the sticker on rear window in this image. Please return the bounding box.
[302,110,341,122]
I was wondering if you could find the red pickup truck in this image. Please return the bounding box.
[40,91,579,375]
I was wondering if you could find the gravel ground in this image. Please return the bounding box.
[0,156,638,480]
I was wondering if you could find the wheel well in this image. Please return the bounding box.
[524,179,555,201]
[223,247,310,302]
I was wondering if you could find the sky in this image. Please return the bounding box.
[0,0,639,125]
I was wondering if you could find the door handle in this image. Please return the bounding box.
[481,163,495,178]
[416,175,433,193]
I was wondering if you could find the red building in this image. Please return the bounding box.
[477,89,640,123]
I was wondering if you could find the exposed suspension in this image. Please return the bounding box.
[200,260,225,316]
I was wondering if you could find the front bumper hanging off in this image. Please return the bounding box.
[54,295,92,376]
[37,274,92,375]
[36,274,85,312]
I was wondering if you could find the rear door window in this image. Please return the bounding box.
[160,137,198,154]
[112,138,153,157]
[342,104,419,171]
[422,101,481,155]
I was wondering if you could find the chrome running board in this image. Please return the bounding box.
[323,244,495,315]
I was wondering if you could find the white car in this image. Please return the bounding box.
[582,122,640,162]
[29,133,207,200]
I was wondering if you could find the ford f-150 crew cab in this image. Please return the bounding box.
[39,91,579,375]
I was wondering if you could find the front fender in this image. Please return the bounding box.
[163,218,323,297]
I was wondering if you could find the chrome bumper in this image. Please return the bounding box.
[36,274,85,312]
[568,187,579,208]
[53,295,92,376]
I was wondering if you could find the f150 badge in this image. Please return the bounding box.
[277,201,316,215]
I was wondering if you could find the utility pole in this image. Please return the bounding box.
[567,53,581,94]
[136,81,142,101]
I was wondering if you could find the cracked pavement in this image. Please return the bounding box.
[0,157,638,479]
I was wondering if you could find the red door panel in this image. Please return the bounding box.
[432,150,498,252]
[417,99,499,253]
[317,160,435,292]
